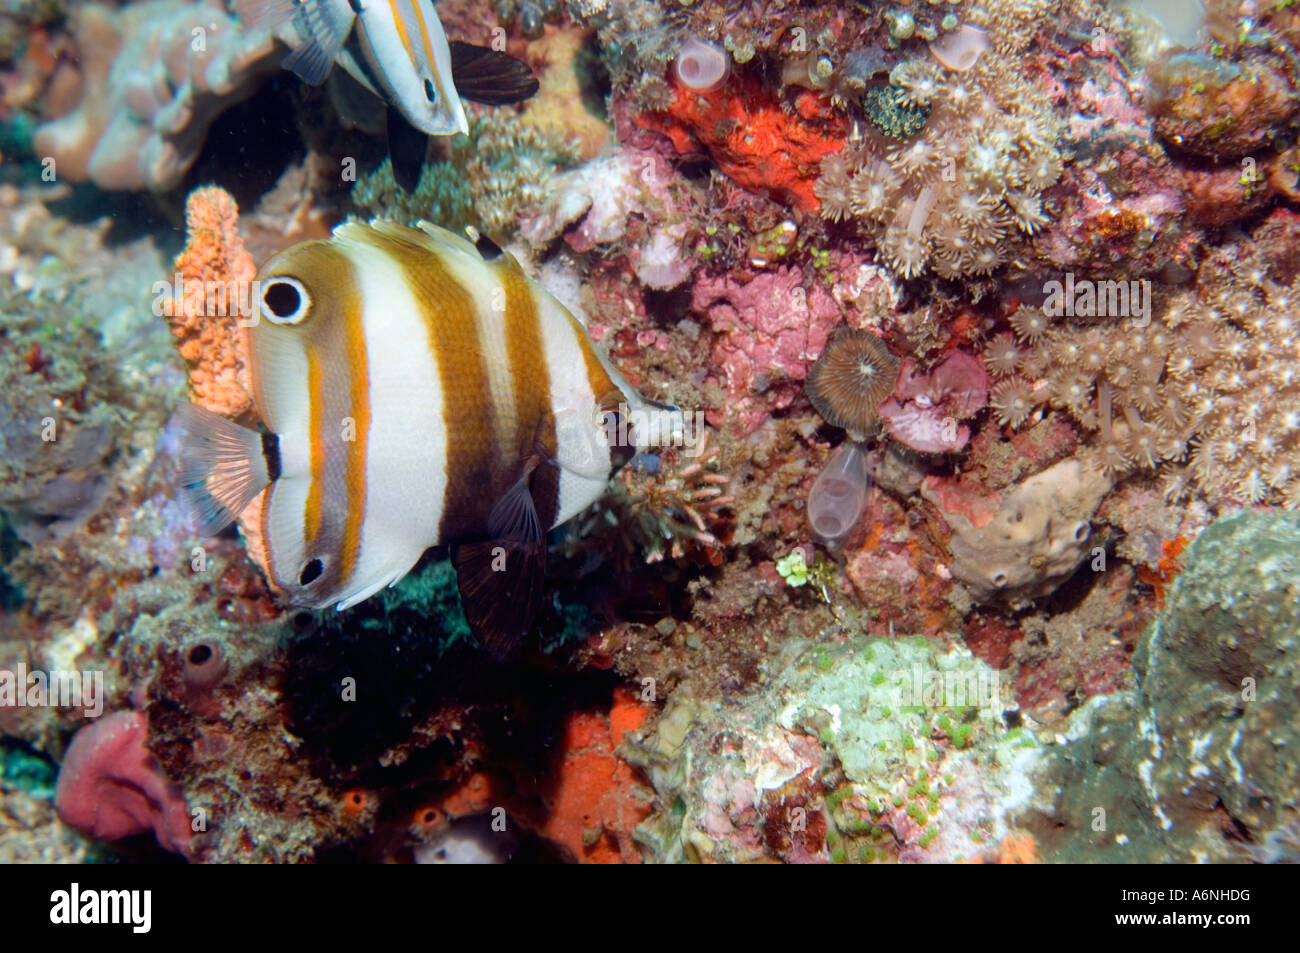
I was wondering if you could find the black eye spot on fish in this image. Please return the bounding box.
[300,558,324,586]
[262,277,310,325]
[423,78,437,103]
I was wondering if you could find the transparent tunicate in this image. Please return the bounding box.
[808,441,871,547]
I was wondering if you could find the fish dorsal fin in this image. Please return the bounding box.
[448,41,540,105]
[281,0,356,85]
[469,228,505,261]
[412,219,493,260]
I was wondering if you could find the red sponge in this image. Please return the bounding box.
[55,710,192,857]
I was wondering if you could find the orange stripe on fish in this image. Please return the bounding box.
[385,0,418,69]
[303,345,326,547]
[339,295,370,586]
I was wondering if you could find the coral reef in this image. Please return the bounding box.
[637,71,847,214]
[33,0,278,190]
[814,55,1065,280]
[1007,510,1300,861]
[7,0,1300,874]
[160,185,256,419]
[0,740,99,862]
[55,709,193,855]
[977,263,1300,508]
[1146,50,1299,159]
[690,265,841,435]
[804,328,899,441]
[520,145,695,288]
[879,352,989,453]
[626,633,1033,864]
[925,460,1112,606]
[354,110,584,239]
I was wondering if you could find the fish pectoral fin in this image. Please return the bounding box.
[387,105,430,193]
[175,403,273,537]
[448,41,540,105]
[487,461,545,545]
[451,539,545,658]
[280,0,355,85]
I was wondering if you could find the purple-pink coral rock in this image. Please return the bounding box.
[692,266,839,434]
[879,353,988,453]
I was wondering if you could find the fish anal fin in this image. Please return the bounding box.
[451,539,544,657]
[448,41,540,105]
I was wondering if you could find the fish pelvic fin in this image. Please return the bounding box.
[451,538,545,658]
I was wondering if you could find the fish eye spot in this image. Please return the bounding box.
[423,78,436,103]
[261,277,309,324]
[299,558,324,585]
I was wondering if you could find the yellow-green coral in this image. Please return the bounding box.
[815,55,1064,280]
[351,112,582,238]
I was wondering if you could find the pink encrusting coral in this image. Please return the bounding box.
[878,353,990,453]
[691,266,841,434]
[55,710,193,856]
[520,147,695,290]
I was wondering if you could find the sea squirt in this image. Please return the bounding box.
[808,441,871,547]
[674,38,730,93]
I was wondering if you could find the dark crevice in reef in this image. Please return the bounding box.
[184,76,305,213]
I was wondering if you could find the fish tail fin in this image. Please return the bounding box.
[175,403,273,537]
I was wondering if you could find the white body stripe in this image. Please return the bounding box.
[250,309,313,592]
[535,294,614,526]
[332,242,449,609]
[264,476,310,592]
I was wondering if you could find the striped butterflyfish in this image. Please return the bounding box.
[243,0,540,190]
[178,220,679,652]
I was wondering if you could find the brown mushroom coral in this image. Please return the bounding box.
[805,328,901,441]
